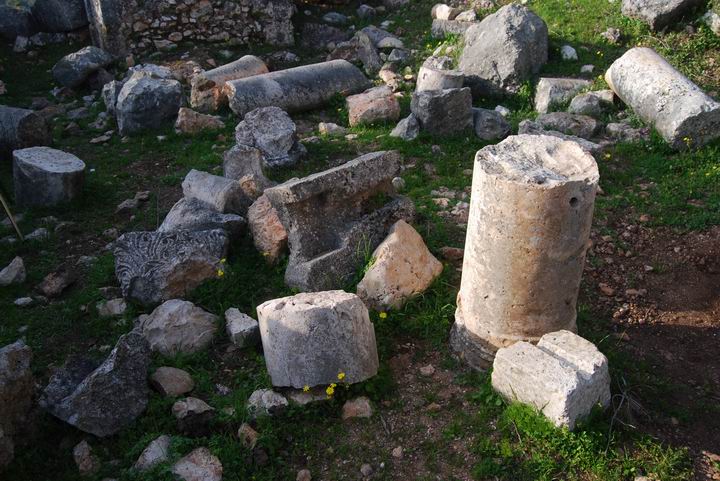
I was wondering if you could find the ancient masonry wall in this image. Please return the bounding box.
[85,0,296,55]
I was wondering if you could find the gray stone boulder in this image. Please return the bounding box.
[327,31,383,76]
[410,88,473,136]
[264,151,415,292]
[0,4,36,40]
[472,108,511,141]
[0,340,34,469]
[492,330,611,430]
[172,447,223,481]
[40,332,151,437]
[536,112,601,140]
[234,107,306,169]
[150,367,195,397]
[181,169,251,215]
[134,435,171,471]
[13,147,85,208]
[32,0,88,33]
[0,105,51,160]
[172,397,215,436]
[158,198,245,240]
[518,120,603,154]
[138,299,219,357]
[116,76,182,136]
[459,4,548,96]
[101,80,124,117]
[431,19,476,39]
[0,257,26,286]
[222,144,275,197]
[534,77,592,114]
[622,0,703,30]
[247,389,288,417]
[390,114,420,141]
[52,46,113,89]
[113,230,228,306]
[416,56,464,92]
[257,290,379,388]
[346,86,400,127]
[225,308,260,348]
[568,90,615,118]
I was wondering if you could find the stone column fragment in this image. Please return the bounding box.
[190,56,269,113]
[13,147,85,207]
[451,134,599,369]
[605,47,720,150]
[226,60,370,116]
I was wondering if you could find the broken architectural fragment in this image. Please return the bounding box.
[622,0,703,31]
[113,230,228,306]
[605,47,720,150]
[116,75,182,136]
[138,300,219,356]
[346,86,400,127]
[256,290,379,388]
[227,60,369,116]
[416,56,464,92]
[411,88,473,136]
[492,330,611,430]
[234,107,306,169]
[451,135,599,369]
[534,77,592,114]
[13,147,85,208]
[190,55,269,113]
[0,105,51,160]
[158,198,245,241]
[181,169,251,214]
[264,151,415,292]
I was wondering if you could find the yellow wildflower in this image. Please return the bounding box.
[220,258,227,264]
[303,385,310,392]
[217,269,225,278]
[326,385,335,397]
[379,312,388,319]
[337,372,346,381]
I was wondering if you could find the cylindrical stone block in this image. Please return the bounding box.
[605,47,720,150]
[226,60,370,117]
[191,55,269,113]
[13,147,85,207]
[451,134,599,370]
[256,290,379,389]
[416,66,464,92]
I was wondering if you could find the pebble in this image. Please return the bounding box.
[392,446,403,459]
[296,468,312,481]
[419,365,435,376]
[360,463,373,476]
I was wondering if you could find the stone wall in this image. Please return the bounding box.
[84,0,296,56]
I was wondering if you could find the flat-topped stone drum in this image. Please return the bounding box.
[13,147,85,207]
[450,134,599,369]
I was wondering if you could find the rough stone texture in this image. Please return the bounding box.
[459,4,548,96]
[492,330,611,430]
[222,144,275,195]
[621,0,703,30]
[257,290,379,388]
[0,340,34,469]
[390,114,420,141]
[113,229,229,306]
[301,22,349,48]
[431,19,475,39]
[264,151,415,292]
[605,122,650,143]
[85,0,295,56]
[13,147,85,208]
[518,120,603,154]
[346,86,400,127]
[342,396,373,420]
[0,5,36,40]
[190,55,268,113]
[327,31,383,76]
[537,112,600,140]
[175,108,224,135]
[73,440,100,476]
[451,135,599,369]
[235,107,306,169]
[411,88,473,136]
[32,0,88,33]
[134,435,171,471]
[416,57,465,92]
[227,60,370,117]
[606,47,720,150]
[0,256,26,286]
[116,75,182,136]
[247,194,288,264]
[357,220,442,310]
[52,46,114,89]
[172,447,223,481]
[172,397,215,436]
[40,332,151,437]
[138,299,219,357]
[225,308,260,348]
[247,389,288,417]
[534,77,592,114]
[101,80,124,117]
[472,108,511,141]
[96,298,127,317]
[158,198,245,240]
[0,105,51,160]
[182,169,251,214]
[704,10,720,35]
[568,90,615,118]
[150,367,195,397]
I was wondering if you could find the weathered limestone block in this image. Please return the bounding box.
[138,300,219,356]
[257,290,379,388]
[13,147,85,208]
[40,332,151,437]
[0,105,51,160]
[227,60,370,117]
[32,0,88,33]
[536,112,600,140]
[459,4,548,96]
[174,108,224,135]
[431,19,475,39]
[357,220,443,310]
[327,31,382,76]
[491,330,611,430]
[518,120,603,154]
[264,151,415,292]
[534,78,592,114]
[416,56,464,92]
[0,257,26,286]
[150,367,194,397]
[172,447,222,481]
[622,0,703,30]
[390,114,420,141]
[225,308,259,348]
[0,340,34,469]
[247,194,288,264]
[346,86,400,126]
[113,230,228,306]
[181,169,251,215]
[158,198,245,240]
[134,435,171,471]
[52,46,114,89]
[568,90,615,118]
[410,88,473,136]
[605,47,720,149]
[234,107,306,169]
[451,135,599,369]
[432,3,462,20]
[102,80,124,117]
[190,56,269,113]
[116,76,182,136]
[473,108,511,141]
[222,144,275,198]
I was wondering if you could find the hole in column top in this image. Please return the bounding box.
[569,197,579,207]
